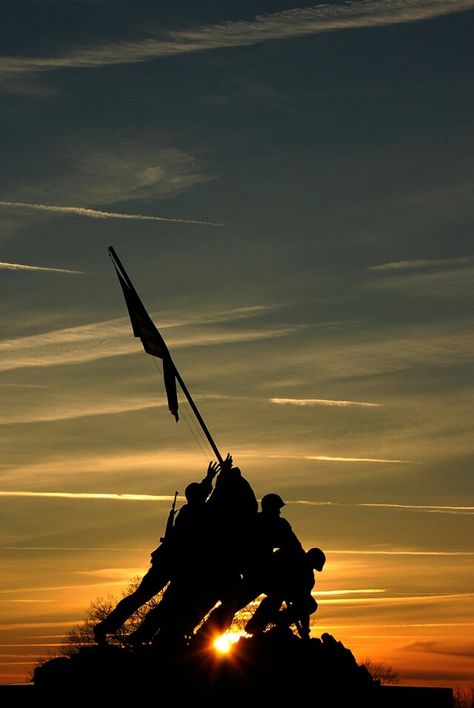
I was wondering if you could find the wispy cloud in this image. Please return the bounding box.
[2,1,474,91]
[360,502,474,515]
[290,500,473,515]
[293,322,474,379]
[0,621,80,630]
[0,260,82,275]
[317,588,387,596]
[237,450,417,464]
[0,395,166,425]
[2,143,213,205]
[0,450,205,484]
[0,579,127,596]
[0,600,52,604]
[301,455,412,464]
[0,200,223,227]
[0,306,296,373]
[4,492,469,516]
[369,257,471,272]
[290,500,339,507]
[327,549,474,556]
[4,547,146,552]
[319,591,474,604]
[271,397,381,408]
[402,641,474,658]
[324,621,474,628]
[0,383,47,389]
[0,491,178,502]
[77,567,144,580]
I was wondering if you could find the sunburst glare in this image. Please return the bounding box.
[213,632,245,654]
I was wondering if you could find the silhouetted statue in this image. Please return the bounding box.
[245,547,326,638]
[93,461,218,644]
[194,492,303,642]
[127,454,258,646]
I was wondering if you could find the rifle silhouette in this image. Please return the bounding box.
[161,491,179,542]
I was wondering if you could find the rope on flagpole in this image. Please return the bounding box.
[152,358,213,463]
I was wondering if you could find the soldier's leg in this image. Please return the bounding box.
[194,579,260,642]
[245,594,283,636]
[129,578,211,646]
[93,565,170,642]
[277,595,317,635]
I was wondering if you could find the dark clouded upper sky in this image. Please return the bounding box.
[0,0,473,688]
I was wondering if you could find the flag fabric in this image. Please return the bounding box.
[109,247,179,421]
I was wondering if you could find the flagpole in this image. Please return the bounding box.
[109,246,224,466]
[173,369,224,466]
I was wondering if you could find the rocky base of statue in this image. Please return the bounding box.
[33,631,376,703]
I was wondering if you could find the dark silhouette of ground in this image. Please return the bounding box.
[32,631,456,706]
[34,631,374,702]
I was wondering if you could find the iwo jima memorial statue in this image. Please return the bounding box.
[32,249,450,706]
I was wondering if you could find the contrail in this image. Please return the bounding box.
[0,200,224,227]
[305,455,413,464]
[0,491,180,502]
[327,549,474,556]
[370,257,471,272]
[240,452,416,464]
[2,0,474,82]
[360,502,474,514]
[271,397,381,408]
[0,260,82,274]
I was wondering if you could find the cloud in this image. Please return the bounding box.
[0,394,166,425]
[0,260,82,275]
[270,397,381,408]
[0,201,223,228]
[316,588,387,596]
[4,144,213,205]
[0,491,179,502]
[360,502,474,515]
[77,567,143,580]
[327,549,474,556]
[289,500,473,515]
[0,305,296,374]
[4,547,146,552]
[319,591,474,605]
[369,257,471,272]
[2,1,474,89]
[308,455,411,463]
[0,450,209,486]
[4,492,470,518]
[0,383,47,389]
[294,322,474,379]
[365,262,474,299]
[402,641,474,658]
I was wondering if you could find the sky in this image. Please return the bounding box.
[0,0,473,689]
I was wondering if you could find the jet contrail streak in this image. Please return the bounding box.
[0,260,82,274]
[0,200,224,227]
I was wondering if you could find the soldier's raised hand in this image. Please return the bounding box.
[207,460,220,479]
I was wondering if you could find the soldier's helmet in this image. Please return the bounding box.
[307,547,326,571]
[261,493,285,511]
[185,482,203,503]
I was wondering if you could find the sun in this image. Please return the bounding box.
[213,632,243,654]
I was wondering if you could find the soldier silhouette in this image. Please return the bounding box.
[245,546,326,639]
[194,492,303,643]
[93,460,218,644]
[126,453,258,646]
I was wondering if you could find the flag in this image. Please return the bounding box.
[109,246,179,421]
